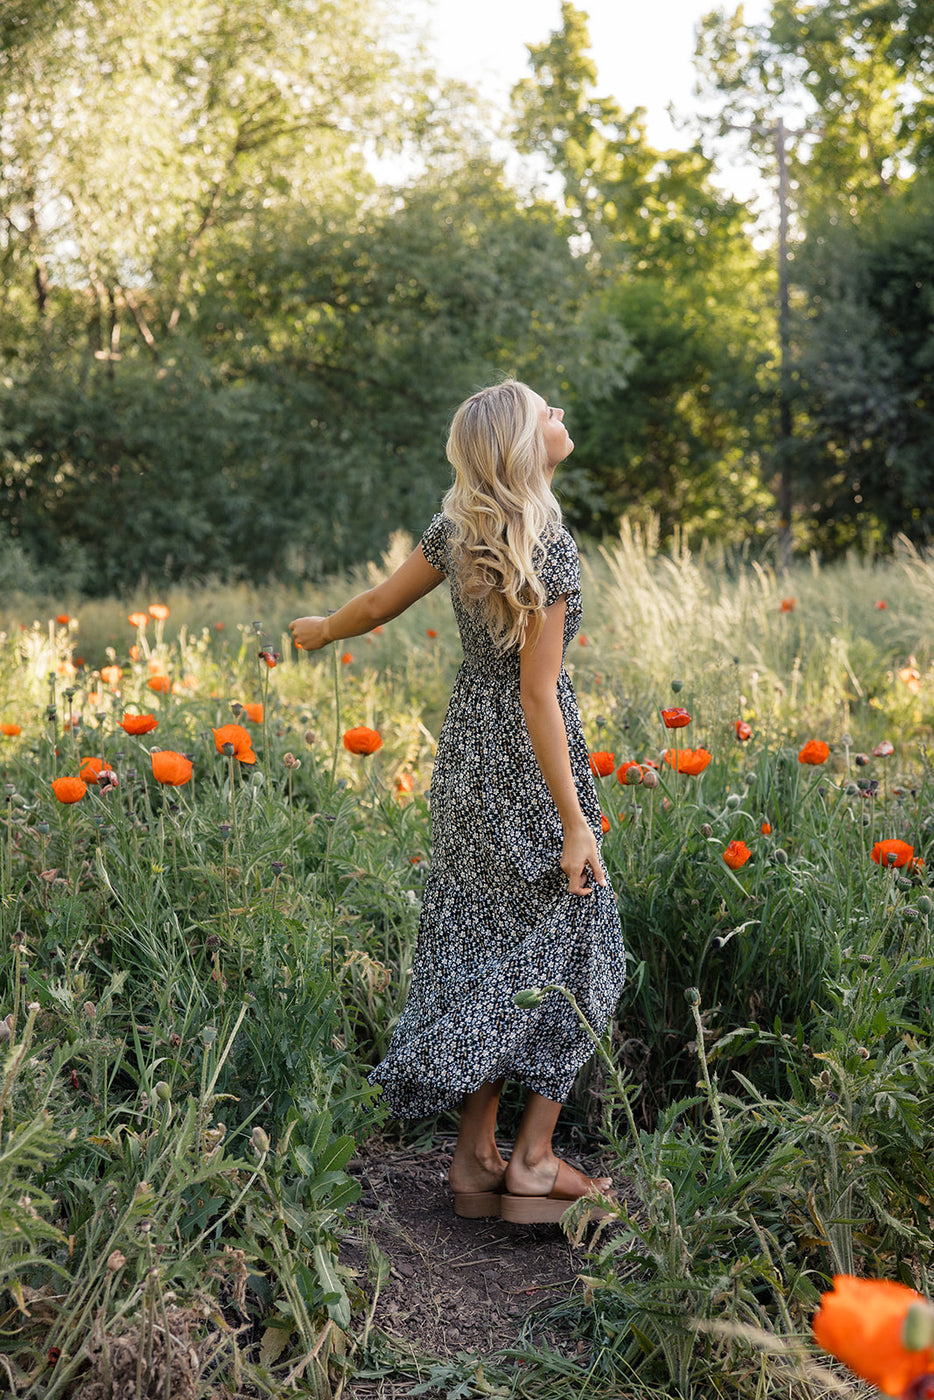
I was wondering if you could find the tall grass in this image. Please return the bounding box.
[0,526,933,1397]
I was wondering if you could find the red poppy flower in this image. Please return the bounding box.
[871,839,915,869]
[1,723,21,736]
[600,813,610,834]
[780,598,795,612]
[343,726,383,755]
[396,772,415,795]
[427,629,438,638]
[875,600,887,610]
[798,740,830,765]
[899,664,921,693]
[661,707,691,729]
[733,720,752,741]
[52,776,87,804]
[79,756,115,785]
[761,820,772,835]
[128,612,149,629]
[151,750,193,786]
[100,665,123,686]
[617,761,644,785]
[589,751,616,778]
[874,739,895,758]
[147,675,171,694]
[56,614,71,625]
[664,747,712,776]
[148,603,169,620]
[120,712,158,736]
[240,702,264,723]
[723,840,751,870]
[812,1275,934,1398]
[341,653,353,665]
[259,650,279,668]
[212,724,257,764]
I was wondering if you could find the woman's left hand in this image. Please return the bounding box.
[289,616,330,651]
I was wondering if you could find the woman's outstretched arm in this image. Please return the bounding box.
[289,545,444,652]
[519,598,605,898]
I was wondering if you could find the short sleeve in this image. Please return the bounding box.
[540,528,580,606]
[419,513,450,575]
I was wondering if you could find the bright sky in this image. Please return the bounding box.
[414,0,772,196]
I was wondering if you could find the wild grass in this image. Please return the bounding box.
[0,524,933,1397]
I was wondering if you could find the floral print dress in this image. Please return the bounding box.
[368,513,627,1118]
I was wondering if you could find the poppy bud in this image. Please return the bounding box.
[774,848,788,864]
[903,1302,934,1352]
[107,1250,126,1272]
[155,1080,171,1102]
[641,768,659,789]
[514,987,545,1009]
[304,730,316,746]
[917,896,933,916]
[670,680,683,693]
[726,794,741,808]
[202,1026,217,1045]
[700,823,712,838]
[251,1126,270,1154]
[684,987,701,1006]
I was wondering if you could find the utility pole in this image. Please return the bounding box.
[774,116,793,574]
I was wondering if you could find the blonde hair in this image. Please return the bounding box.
[442,380,562,652]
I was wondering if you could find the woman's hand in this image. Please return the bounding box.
[289,616,330,652]
[560,822,607,897]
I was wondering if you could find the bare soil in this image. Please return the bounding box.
[339,1137,638,1398]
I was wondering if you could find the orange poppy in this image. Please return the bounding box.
[664,747,712,776]
[56,614,71,625]
[427,629,438,638]
[733,720,752,741]
[798,739,830,765]
[372,625,384,635]
[812,1275,934,1398]
[600,813,610,834]
[617,761,644,786]
[52,776,87,804]
[120,712,158,736]
[343,726,383,755]
[100,665,123,686]
[589,751,616,778]
[212,724,256,764]
[661,707,691,729]
[1,723,21,736]
[241,702,264,723]
[128,612,149,628]
[780,598,795,612]
[395,772,415,795]
[723,840,751,870]
[875,600,887,610]
[871,839,915,869]
[129,645,140,662]
[578,634,588,646]
[259,650,279,668]
[341,653,353,665]
[79,756,115,784]
[148,603,169,620]
[151,750,193,786]
[761,820,772,835]
[147,676,171,694]
[899,663,922,694]
[874,739,895,758]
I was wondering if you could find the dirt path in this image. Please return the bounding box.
[339,1138,635,1397]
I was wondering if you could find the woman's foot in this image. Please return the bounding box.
[504,1155,611,1200]
[449,1148,508,1218]
[501,1157,614,1224]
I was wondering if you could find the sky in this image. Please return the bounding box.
[412,0,773,196]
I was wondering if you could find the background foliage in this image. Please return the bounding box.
[0,0,932,595]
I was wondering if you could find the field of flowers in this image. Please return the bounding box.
[2,524,934,1399]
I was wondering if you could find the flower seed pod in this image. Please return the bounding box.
[514,987,545,1009]
[107,1250,126,1272]
[641,768,659,789]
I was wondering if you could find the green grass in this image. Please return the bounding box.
[1,528,933,1397]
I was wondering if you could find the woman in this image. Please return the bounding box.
[290,380,626,1224]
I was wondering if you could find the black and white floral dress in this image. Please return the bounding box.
[368,513,626,1118]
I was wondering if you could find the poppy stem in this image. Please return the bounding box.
[330,642,342,788]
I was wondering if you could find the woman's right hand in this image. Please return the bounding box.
[289,615,330,652]
[560,822,607,897]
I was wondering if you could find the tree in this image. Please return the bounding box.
[510,3,772,543]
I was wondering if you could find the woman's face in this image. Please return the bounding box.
[532,393,574,473]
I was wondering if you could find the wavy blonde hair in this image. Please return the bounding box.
[442,380,562,653]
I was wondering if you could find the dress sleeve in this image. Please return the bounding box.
[540,528,580,606]
[419,513,449,575]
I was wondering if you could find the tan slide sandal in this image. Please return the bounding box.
[500,1160,613,1224]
